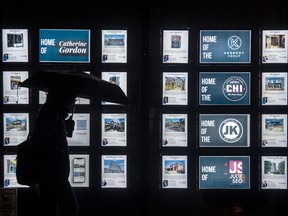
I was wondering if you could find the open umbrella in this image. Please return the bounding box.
[19,70,129,105]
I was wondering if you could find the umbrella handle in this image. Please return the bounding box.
[65,102,76,138]
[71,102,75,118]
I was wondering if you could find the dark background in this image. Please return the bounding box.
[1,0,288,215]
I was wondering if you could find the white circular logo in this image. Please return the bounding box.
[219,118,243,143]
[228,35,242,50]
[222,76,247,102]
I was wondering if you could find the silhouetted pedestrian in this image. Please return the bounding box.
[31,88,79,216]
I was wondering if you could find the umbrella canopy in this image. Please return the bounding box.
[19,70,129,105]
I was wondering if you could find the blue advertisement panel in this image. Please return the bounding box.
[199,30,251,63]
[199,72,250,105]
[39,29,90,63]
[199,156,250,189]
[199,114,250,147]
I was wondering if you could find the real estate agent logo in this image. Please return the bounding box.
[219,118,243,143]
[222,76,247,102]
[228,35,242,50]
[229,160,243,173]
[228,160,246,184]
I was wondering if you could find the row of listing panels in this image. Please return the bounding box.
[3,112,288,148]
[2,70,288,106]
[2,154,287,190]
[2,71,127,105]
[2,29,288,64]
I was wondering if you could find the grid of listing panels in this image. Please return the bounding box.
[1,28,128,189]
[160,29,288,190]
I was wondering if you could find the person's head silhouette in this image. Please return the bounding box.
[44,88,77,137]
